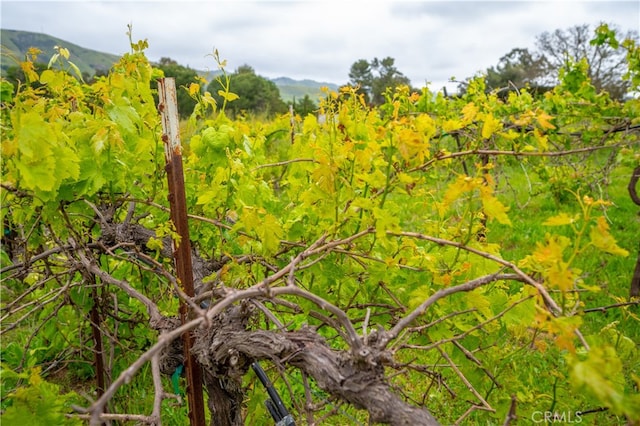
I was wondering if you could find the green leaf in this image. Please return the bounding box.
[1,367,82,426]
[13,111,80,197]
[543,213,578,226]
[67,60,84,82]
[256,213,283,255]
[0,79,14,102]
[146,237,164,252]
[107,104,139,135]
[589,216,629,256]
[218,90,239,102]
[465,290,493,319]
[47,53,59,69]
[569,346,631,416]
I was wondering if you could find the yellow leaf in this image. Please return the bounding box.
[189,83,200,96]
[351,196,374,210]
[415,114,436,139]
[90,127,109,153]
[512,111,534,126]
[590,216,629,256]
[544,213,578,226]
[39,69,57,85]
[481,113,502,139]
[547,262,578,292]
[531,234,571,265]
[397,128,428,162]
[29,367,43,386]
[544,316,582,353]
[218,90,239,102]
[498,129,519,140]
[303,114,318,133]
[533,129,548,151]
[536,110,556,130]
[461,102,478,124]
[146,237,164,252]
[396,172,415,185]
[442,119,462,132]
[442,175,481,207]
[480,189,511,225]
[26,47,42,60]
[312,162,337,194]
[67,61,83,81]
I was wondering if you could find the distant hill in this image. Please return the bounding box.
[271,77,340,103]
[0,29,341,102]
[1,29,120,76]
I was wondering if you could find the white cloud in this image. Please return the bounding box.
[1,0,638,92]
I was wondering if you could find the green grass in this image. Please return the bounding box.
[492,163,639,347]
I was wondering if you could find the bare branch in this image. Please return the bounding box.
[381,272,523,348]
[502,394,518,426]
[251,158,319,171]
[73,244,162,322]
[150,353,163,425]
[389,232,561,312]
[582,300,639,313]
[411,139,639,173]
[87,317,203,425]
[73,413,159,424]
[277,284,363,353]
[437,345,493,412]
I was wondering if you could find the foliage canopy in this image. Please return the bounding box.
[348,56,413,105]
[477,23,639,101]
[206,64,287,118]
[1,24,639,426]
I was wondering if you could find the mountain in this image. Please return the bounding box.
[271,77,340,103]
[1,29,120,76]
[0,29,340,102]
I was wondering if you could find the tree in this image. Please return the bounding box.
[483,47,551,95]
[370,57,412,105]
[1,62,49,92]
[347,57,412,105]
[535,23,639,100]
[290,94,317,117]
[479,23,638,100]
[348,59,374,103]
[153,57,199,118]
[83,68,110,84]
[2,30,639,426]
[207,64,287,117]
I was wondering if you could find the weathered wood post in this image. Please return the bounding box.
[628,165,640,298]
[157,77,206,425]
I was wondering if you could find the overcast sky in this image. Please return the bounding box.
[1,1,638,92]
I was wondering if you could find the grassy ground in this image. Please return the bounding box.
[491,159,639,335]
[2,152,637,425]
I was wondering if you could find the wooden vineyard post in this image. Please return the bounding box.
[628,165,640,298]
[157,77,207,425]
